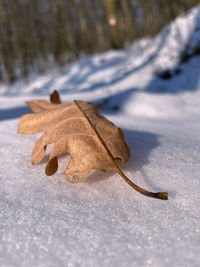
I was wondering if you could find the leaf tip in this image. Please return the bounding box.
[45,157,58,176]
[50,90,61,104]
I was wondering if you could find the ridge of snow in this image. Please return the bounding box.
[1,5,200,99]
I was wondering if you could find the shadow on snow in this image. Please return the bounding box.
[0,106,31,121]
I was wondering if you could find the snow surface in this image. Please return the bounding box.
[1,5,200,267]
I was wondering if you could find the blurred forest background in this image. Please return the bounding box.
[0,0,200,83]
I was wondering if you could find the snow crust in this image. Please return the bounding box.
[1,5,200,267]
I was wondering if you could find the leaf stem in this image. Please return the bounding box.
[114,164,168,200]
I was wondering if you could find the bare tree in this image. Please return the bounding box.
[0,0,199,83]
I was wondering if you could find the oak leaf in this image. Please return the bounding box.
[18,91,168,200]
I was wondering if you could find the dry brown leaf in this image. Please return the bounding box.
[18,91,168,200]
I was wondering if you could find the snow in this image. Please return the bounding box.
[1,5,200,267]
